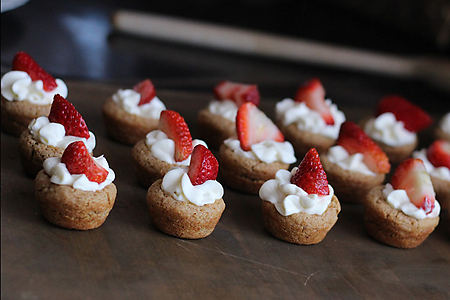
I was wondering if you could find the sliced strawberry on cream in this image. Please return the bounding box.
[12,51,57,92]
[188,144,219,185]
[133,79,156,106]
[236,102,284,151]
[337,121,390,174]
[214,81,260,107]
[427,140,450,169]
[294,78,334,125]
[158,110,193,162]
[376,95,433,133]
[291,148,329,195]
[391,158,436,214]
[61,141,108,183]
[48,94,90,139]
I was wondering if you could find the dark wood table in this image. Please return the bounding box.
[2,80,449,299]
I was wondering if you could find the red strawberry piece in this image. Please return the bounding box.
[61,141,108,183]
[294,78,334,125]
[391,158,436,214]
[376,95,432,132]
[187,144,219,185]
[213,81,260,107]
[427,139,450,169]
[12,51,57,92]
[337,121,390,174]
[48,94,90,139]
[236,102,284,151]
[158,110,193,162]
[291,148,330,195]
[133,79,156,106]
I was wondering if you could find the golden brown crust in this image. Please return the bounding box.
[277,121,335,157]
[435,126,450,142]
[35,170,117,230]
[430,175,450,210]
[1,96,51,136]
[320,154,385,203]
[146,179,225,239]
[262,195,340,245]
[197,108,236,149]
[131,139,177,187]
[102,98,159,145]
[18,130,65,177]
[218,143,290,194]
[364,186,439,249]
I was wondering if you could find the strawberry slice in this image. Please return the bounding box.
[158,110,193,162]
[294,78,334,125]
[48,94,90,139]
[376,95,432,132]
[133,79,156,106]
[187,144,219,185]
[391,158,436,214]
[61,141,108,183]
[291,148,329,195]
[12,51,57,92]
[213,81,260,106]
[427,139,450,169]
[236,102,284,151]
[337,121,390,174]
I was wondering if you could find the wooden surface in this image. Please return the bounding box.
[2,80,450,299]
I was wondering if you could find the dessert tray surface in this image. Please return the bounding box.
[2,80,449,299]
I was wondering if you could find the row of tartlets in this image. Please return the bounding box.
[2,52,449,249]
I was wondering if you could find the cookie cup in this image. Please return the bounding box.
[35,170,117,230]
[218,143,290,194]
[430,176,450,210]
[197,108,236,149]
[364,186,439,249]
[147,179,225,239]
[102,98,159,145]
[262,195,340,245]
[435,126,450,142]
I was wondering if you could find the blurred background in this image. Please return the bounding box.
[1,0,449,110]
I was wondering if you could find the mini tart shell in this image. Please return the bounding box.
[364,186,439,249]
[131,139,179,187]
[320,154,385,204]
[435,126,450,142]
[277,121,335,157]
[147,179,225,239]
[1,96,51,137]
[35,169,117,230]
[18,129,65,177]
[102,98,159,145]
[197,108,236,149]
[218,143,290,194]
[430,175,450,210]
[262,195,340,245]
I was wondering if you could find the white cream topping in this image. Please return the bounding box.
[1,70,68,105]
[326,145,375,176]
[440,112,450,135]
[145,130,206,165]
[112,88,166,119]
[207,99,238,122]
[275,98,345,139]
[412,149,450,181]
[383,183,440,219]
[223,138,296,164]
[43,156,115,192]
[162,167,224,206]
[29,116,96,153]
[364,113,416,146]
[259,168,334,216]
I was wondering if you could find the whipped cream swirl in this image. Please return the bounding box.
[412,149,450,181]
[224,138,296,164]
[383,184,440,219]
[112,88,166,118]
[29,116,96,152]
[43,156,115,191]
[207,100,238,122]
[162,167,224,206]
[275,98,345,139]
[326,145,375,175]
[364,113,416,146]
[1,70,68,105]
[259,168,334,216]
